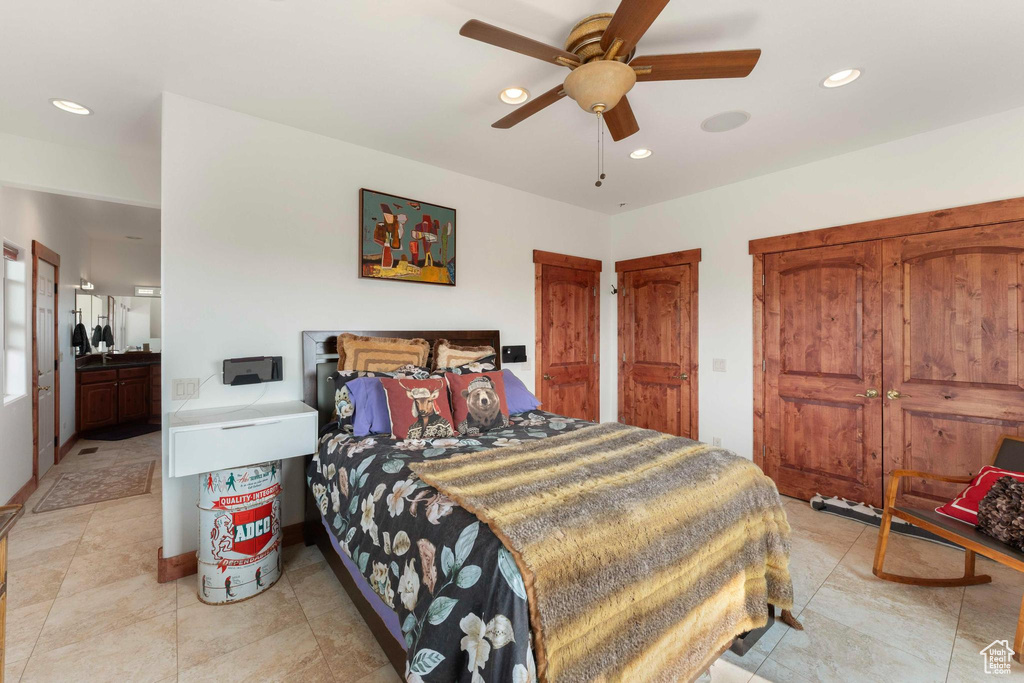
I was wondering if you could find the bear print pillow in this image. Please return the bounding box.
[445,372,511,435]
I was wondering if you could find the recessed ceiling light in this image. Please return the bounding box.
[822,68,861,88]
[629,148,652,159]
[701,111,750,133]
[50,99,92,115]
[499,87,530,105]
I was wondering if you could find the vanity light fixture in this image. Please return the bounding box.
[822,68,861,88]
[629,148,652,159]
[79,279,95,291]
[499,87,530,105]
[50,99,92,115]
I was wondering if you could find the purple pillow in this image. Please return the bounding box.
[349,377,392,437]
[502,369,541,414]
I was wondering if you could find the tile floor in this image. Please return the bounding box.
[4,434,1022,682]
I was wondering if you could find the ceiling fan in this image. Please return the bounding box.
[460,0,761,143]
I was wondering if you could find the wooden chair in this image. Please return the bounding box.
[873,435,1024,661]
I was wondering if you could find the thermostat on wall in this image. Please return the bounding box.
[223,356,283,386]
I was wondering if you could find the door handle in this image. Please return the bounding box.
[542,374,553,380]
[677,373,689,380]
[887,389,909,400]
[855,389,879,398]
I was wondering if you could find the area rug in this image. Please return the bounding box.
[33,461,155,512]
[811,494,962,549]
[81,422,161,441]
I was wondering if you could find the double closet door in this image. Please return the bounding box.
[763,223,1024,508]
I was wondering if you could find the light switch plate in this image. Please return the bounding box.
[712,358,727,372]
[172,377,200,401]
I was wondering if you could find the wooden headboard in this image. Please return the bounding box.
[301,330,501,427]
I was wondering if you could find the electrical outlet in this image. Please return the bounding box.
[712,358,727,372]
[712,437,722,447]
[172,377,200,401]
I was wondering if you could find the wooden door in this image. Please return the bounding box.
[80,381,118,430]
[35,258,56,474]
[617,250,699,438]
[764,242,884,505]
[883,223,1024,507]
[118,376,150,422]
[534,250,601,421]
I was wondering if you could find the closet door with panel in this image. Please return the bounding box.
[764,242,884,506]
[882,223,1024,507]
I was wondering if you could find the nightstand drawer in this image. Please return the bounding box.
[168,403,317,477]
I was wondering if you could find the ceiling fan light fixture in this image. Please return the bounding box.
[822,68,861,88]
[499,87,530,104]
[629,148,652,159]
[563,60,636,114]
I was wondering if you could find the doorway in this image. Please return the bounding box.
[616,249,700,438]
[533,250,601,421]
[32,240,61,478]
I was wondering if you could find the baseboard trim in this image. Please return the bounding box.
[57,432,79,464]
[6,476,38,506]
[158,521,305,583]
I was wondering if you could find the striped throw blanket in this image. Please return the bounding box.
[410,422,794,683]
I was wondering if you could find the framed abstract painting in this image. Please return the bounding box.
[358,188,456,286]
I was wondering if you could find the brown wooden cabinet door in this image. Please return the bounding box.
[79,381,118,430]
[764,242,884,506]
[118,377,149,423]
[883,224,1024,507]
[536,262,600,421]
[620,265,694,437]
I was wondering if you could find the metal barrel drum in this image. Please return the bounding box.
[197,460,283,605]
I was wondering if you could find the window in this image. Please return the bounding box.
[3,241,27,402]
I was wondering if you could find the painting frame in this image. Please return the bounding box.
[358,188,457,287]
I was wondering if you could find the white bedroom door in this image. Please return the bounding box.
[36,257,57,475]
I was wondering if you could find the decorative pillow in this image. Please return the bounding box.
[445,372,510,435]
[379,377,457,440]
[935,465,1024,525]
[338,333,430,372]
[501,369,541,414]
[329,366,424,433]
[348,377,392,437]
[978,476,1024,551]
[432,354,498,376]
[432,339,496,372]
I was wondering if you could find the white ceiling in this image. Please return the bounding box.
[3,0,1024,214]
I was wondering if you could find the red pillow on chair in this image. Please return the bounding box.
[935,465,1024,525]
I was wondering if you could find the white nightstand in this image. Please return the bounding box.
[168,400,318,478]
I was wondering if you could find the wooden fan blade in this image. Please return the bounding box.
[492,85,566,129]
[600,0,671,55]
[461,20,580,67]
[632,49,761,81]
[604,96,639,141]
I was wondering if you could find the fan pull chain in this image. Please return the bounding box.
[595,112,607,188]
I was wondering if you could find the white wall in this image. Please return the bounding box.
[608,104,1024,461]
[0,132,159,209]
[89,239,161,297]
[160,93,614,556]
[0,186,89,501]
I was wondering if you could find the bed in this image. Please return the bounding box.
[301,329,787,682]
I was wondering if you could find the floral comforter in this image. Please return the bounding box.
[307,410,591,682]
